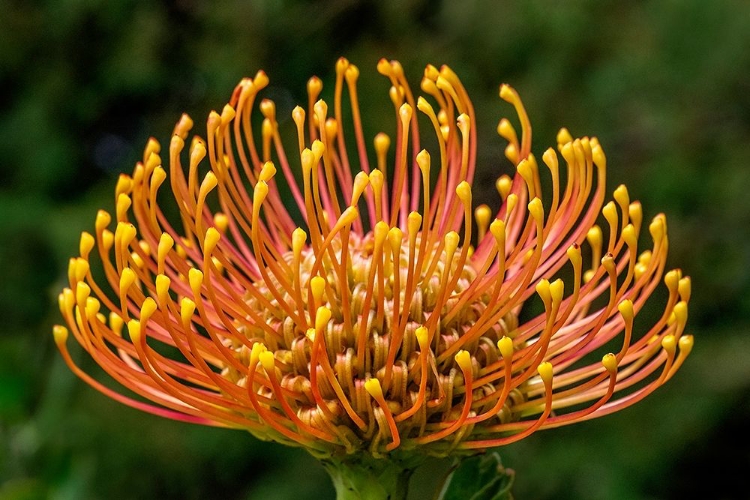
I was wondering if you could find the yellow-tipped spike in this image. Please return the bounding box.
[388,227,403,256]
[455,350,472,372]
[307,76,322,100]
[497,118,517,143]
[74,259,89,282]
[259,162,277,182]
[475,205,492,241]
[587,226,603,250]
[292,228,307,255]
[673,301,688,327]
[649,215,666,243]
[127,319,141,343]
[416,149,430,174]
[364,378,384,399]
[557,127,573,146]
[399,102,413,124]
[213,213,228,233]
[204,227,221,255]
[351,171,370,207]
[79,232,95,259]
[665,269,681,293]
[567,244,582,268]
[614,185,630,209]
[253,180,269,206]
[155,274,171,306]
[618,299,634,320]
[119,268,136,295]
[444,231,460,257]
[592,144,606,169]
[180,297,195,324]
[315,306,332,332]
[517,159,535,190]
[310,276,326,304]
[95,210,111,233]
[188,268,203,295]
[140,297,157,325]
[536,279,552,309]
[497,336,514,359]
[602,353,617,373]
[679,335,694,355]
[115,175,133,198]
[622,224,637,250]
[250,342,268,367]
[549,279,564,305]
[84,297,100,319]
[407,212,422,237]
[603,202,618,231]
[199,171,218,198]
[490,219,506,246]
[661,335,677,355]
[537,362,553,384]
[678,277,692,302]
[415,326,429,350]
[456,181,472,203]
[259,351,276,373]
[109,312,123,336]
[374,133,390,157]
[53,325,68,345]
[528,198,544,223]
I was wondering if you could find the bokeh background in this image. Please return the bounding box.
[2,0,749,498]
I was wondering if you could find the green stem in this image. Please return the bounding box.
[322,455,416,500]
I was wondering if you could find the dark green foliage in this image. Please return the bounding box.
[438,453,514,500]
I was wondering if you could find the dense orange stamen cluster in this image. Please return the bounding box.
[54,58,692,457]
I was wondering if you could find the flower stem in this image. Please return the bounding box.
[322,455,416,500]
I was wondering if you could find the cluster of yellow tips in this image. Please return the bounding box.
[54,58,693,457]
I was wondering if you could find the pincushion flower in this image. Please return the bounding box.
[54,58,693,498]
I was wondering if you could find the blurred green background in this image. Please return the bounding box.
[1,0,749,498]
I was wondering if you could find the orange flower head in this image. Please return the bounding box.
[55,58,693,458]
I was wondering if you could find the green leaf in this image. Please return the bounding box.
[437,453,515,500]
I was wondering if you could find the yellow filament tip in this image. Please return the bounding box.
[618,299,634,320]
[53,325,68,345]
[188,268,203,294]
[259,162,277,182]
[528,198,544,223]
[204,227,221,255]
[537,362,553,384]
[661,335,677,354]
[127,319,141,343]
[415,326,429,350]
[250,342,268,367]
[155,274,171,306]
[310,276,326,304]
[679,335,694,355]
[180,298,195,324]
[364,378,384,399]
[602,353,617,373]
[496,175,513,200]
[678,277,692,302]
[455,350,472,372]
[456,181,472,203]
[497,336,514,359]
[259,351,276,373]
[315,306,332,332]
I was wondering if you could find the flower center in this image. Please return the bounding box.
[221,232,522,447]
